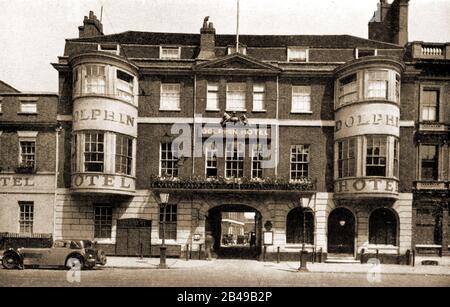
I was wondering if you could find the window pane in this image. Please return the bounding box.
[421,90,439,122]
[366,136,387,177]
[292,86,311,112]
[290,145,310,180]
[420,145,438,180]
[226,83,246,111]
[94,206,112,239]
[160,204,177,240]
[253,84,265,111]
[225,141,244,179]
[288,48,307,62]
[19,202,34,234]
[160,142,178,177]
[207,83,219,110]
[161,83,180,110]
[84,133,104,172]
[20,141,36,168]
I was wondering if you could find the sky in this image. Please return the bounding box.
[0,0,449,93]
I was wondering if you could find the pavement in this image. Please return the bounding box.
[104,255,450,275]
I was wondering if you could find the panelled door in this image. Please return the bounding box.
[116,219,151,256]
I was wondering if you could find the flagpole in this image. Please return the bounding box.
[236,0,240,53]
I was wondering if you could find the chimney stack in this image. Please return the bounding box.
[368,0,409,46]
[78,11,104,38]
[197,16,216,60]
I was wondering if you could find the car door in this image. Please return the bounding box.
[21,248,51,266]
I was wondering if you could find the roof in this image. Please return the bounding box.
[0,80,20,93]
[67,31,403,49]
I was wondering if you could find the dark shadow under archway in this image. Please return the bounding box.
[206,204,262,259]
[327,207,355,255]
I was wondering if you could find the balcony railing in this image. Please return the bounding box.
[150,176,317,192]
[418,122,449,133]
[414,181,449,191]
[411,42,450,60]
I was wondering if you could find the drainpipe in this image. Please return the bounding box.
[53,125,62,241]
[275,75,279,179]
[192,73,197,175]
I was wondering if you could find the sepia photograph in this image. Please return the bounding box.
[0,0,449,296]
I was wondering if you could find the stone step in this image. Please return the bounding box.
[325,258,360,264]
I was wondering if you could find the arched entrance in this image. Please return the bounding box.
[327,207,355,255]
[206,204,262,259]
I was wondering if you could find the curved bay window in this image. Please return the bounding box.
[72,131,135,176]
[73,63,136,104]
[369,208,398,246]
[286,207,314,244]
[335,69,400,108]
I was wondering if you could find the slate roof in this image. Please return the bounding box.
[0,80,20,93]
[67,31,403,49]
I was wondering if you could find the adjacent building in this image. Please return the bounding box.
[1,0,448,261]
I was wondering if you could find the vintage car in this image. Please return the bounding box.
[74,240,107,266]
[1,240,98,270]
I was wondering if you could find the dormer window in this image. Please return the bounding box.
[356,48,377,59]
[227,46,247,55]
[160,46,181,59]
[287,47,308,62]
[98,44,120,55]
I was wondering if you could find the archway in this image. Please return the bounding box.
[369,208,398,246]
[327,207,355,255]
[206,204,262,259]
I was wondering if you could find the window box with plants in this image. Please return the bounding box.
[15,164,36,174]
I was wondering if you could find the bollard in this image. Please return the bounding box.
[396,248,400,265]
[360,248,365,264]
[412,249,415,267]
[318,247,323,263]
[312,247,315,264]
[277,246,280,264]
[199,244,203,260]
[263,245,267,262]
[140,243,143,259]
[186,244,189,261]
[376,249,379,261]
[405,249,411,266]
[298,250,308,271]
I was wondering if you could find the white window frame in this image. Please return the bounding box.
[160,142,178,178]
[227,46,247,55]
[19,201,34,234]
[252,83,266,112]
[355,48,377,59]
[291,86,312,113]
[160,83,181,111]
[84,64,106,95]
[225,141,244,179]
[160,46,181,60]
[115,134,133,176]
[251,144,264,180]
[116,69,134,103]
[226,82,246,112]
[290,145,310,181]
[338,73,358,107]
[19,140,36,168]
[205,143,218,178]
[19,102,37,114]
[84,132,105,173]
[287,47,309,62]
[94,205,113,240]
[206,83,220,111]
[98,43,120,55]
[364,70,389,100]
[420,88,440,122]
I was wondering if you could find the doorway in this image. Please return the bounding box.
[327,207,355,255]
[116,219,152,256]
[206,205,262,259]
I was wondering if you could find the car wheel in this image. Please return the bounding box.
[2,254,20,270]
[65,257,83,270]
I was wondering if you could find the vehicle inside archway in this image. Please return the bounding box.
[206,205,262,259]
